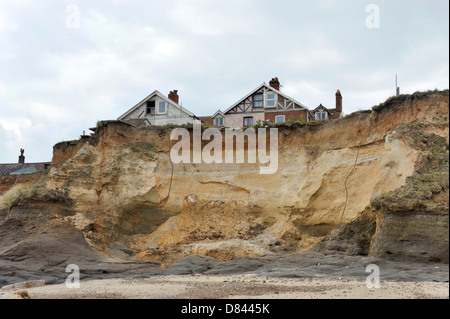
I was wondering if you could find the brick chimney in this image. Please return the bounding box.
[269,77,280,91]
[168,90,179,104]
[335,89,342,113]
[19,148,25,165]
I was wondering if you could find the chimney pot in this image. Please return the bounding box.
[168,90,179,104]
[335,90,343,113]
[19,148,25,165]
[269,77,280,91]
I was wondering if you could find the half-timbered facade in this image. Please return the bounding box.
[221,78,313,128]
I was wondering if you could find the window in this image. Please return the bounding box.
[253,93,263,108]
[266,92,276,107]
[275,115,285,123]
[315,112,328,120]
[243,117,253,127]
[146,101,156,115]
[158,101,167,114]
[214,117,224,126]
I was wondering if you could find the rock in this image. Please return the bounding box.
[164,255,219,275]
[369,211,449,263]
[0,214,161,287]
[313,211,376,256]
[205,257,269,275]
[15,290,30,299]
[109,244,134,259]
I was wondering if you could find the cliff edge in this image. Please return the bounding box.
[1,90,448,270]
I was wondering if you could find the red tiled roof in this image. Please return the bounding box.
[198,116,213,126]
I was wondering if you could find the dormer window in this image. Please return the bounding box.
[214,117,224,126]
[315,112,328,120]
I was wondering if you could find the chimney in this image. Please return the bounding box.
[168,90,179,104]
[335,90,342,113]
[19,148,25,165]
[269,77,280,91]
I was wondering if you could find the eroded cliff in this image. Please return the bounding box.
[1,90,448,267]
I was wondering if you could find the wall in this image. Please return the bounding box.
[124,96,195,126]
[224,112,265,128]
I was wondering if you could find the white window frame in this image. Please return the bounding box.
[265,92,276,108]
[315,111,328,120]
[214,117,224,126]
[275,115,285,123]
[157,100,167,114]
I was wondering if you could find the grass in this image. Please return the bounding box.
[372,89,449,112]
[128,142,160,160]
[0,178,68,210]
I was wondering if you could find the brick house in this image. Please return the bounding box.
[311,90,343,121]
[118,90,199,126]
[205,78,314,128]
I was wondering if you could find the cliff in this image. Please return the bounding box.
[1,90,448,267]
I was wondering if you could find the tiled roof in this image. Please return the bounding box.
[0,162,51,175]
[198,116,213,126]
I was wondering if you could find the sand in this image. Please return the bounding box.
[1,274,448,299]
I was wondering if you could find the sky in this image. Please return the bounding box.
[0,0,448,163]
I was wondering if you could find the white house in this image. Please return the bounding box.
[118,90,199,126]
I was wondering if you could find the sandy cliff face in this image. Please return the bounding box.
[1,90,448,265]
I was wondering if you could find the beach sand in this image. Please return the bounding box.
[1,274,448,299]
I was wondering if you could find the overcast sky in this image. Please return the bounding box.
[0,0,448,163]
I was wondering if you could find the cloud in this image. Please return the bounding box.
[168,0,258,36]
[279,45,348,71]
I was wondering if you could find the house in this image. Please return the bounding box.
[211,78,314,128]
[0,149,51,175]
[311,90,343,121]
[118,90,199,126]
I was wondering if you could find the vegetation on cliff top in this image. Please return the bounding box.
[372,121,449,214]
[372,89,449,113]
